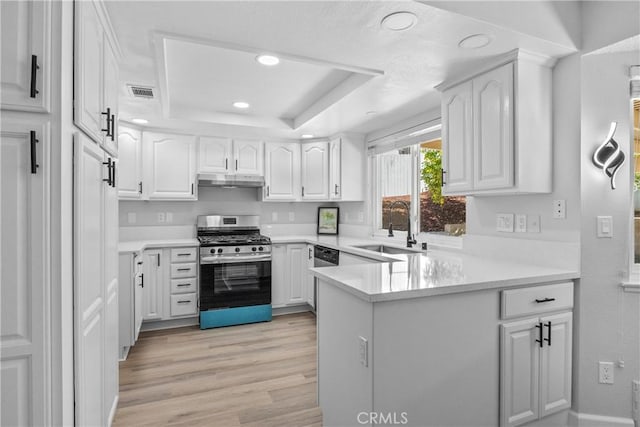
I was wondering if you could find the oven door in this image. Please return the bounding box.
[200,259,271,311]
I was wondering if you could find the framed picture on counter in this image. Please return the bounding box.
[317,207,339,235]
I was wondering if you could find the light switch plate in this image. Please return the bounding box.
[496,213,514,232]
[157,212,165,223]
[166,212,173,223]
[515,214,527,233]
[527,215,541,233]
[597,216,613,238]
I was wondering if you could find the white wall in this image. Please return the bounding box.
[465,53,582,243]
[575,47,640,420]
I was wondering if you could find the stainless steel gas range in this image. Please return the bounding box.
[197,215,272,329]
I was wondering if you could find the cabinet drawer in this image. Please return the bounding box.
[170,263,197,279]
[501,282,573,319]
[170,293,197,317]
[170,278,197,294]
[170,247,197,263]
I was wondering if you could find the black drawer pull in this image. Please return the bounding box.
[101,108,112,136]
[30,131,39,174]
[544,321,552,346]
[535,322,543,348]
[177,253,191,256]
[177,283,190,287]
[535,297,556,303]
[177,268,191,272]
[177,300,191,304]
[30,55,39,98]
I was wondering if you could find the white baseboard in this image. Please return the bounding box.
[569,411,635,427]
[273,304,313,316]
[140,316,199,332]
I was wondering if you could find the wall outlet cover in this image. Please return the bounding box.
[515,214,527,232]
[598,361,614,384]
[527,215,541,233]
[157,212,165,223]
[166,212,173,223]
[288,211,295,222]
[597,216,613,238]
[496,213,514,232]
[553,199,566,219]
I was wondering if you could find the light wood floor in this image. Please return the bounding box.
[113,312,322,427]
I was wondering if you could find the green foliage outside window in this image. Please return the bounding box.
[421,149,444,205]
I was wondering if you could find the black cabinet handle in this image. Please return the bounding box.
[177,300,192,304]
[30,55,39,98]
[157,254,160,267]
[177,253,191,256]
[109,112,115,141]
[235,159,238,170]
[309,247,312,260]
[302,186,305,197]
[544,321,552,346]
[138,181,143,194]
[441,169,447,186]
[191,183,194,195]
[30,131,39,174]
[177,268,191,272]
[109,160,116,187]
[266,185,270,197]
[335,184,339,195]
[177,283,190,287]
[101,108,112,136]
[103,158,113,185]
[535,297,556,303]
[535,322,543,348]
[140,273,144,288]
[225,158,228,170]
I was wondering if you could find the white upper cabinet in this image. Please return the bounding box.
[198,136,232,174]
[329,138,341,200]
[198,137,263,176]
[117,126,142,199]
[329,135,365,201]
[437,49,553,196]
[301,141,329,200]
[234,139,264,175]
[264,142,300,200]
[441,81,473,194]
[144,132,197,200]
[0,0,51,112]
[74,0,119,151]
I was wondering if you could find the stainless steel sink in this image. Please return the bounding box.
[353,244,418,255]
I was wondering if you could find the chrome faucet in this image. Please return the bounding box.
[386,200,417,248]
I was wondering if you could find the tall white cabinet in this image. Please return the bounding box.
[0,0,51,112]
[1,119,50,427]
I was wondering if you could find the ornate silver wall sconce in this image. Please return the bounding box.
[592,122,625,189]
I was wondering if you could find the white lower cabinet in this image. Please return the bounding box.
[272,243,311,308]
[306,245,315,308]
[118,252,144,358]
[500,283,573,427]
[142,249,164,321]
[168,248,198,318]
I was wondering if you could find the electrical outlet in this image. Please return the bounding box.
[157,212,165,223]
[359,336,368,367]
[288,211,295,222]
[553,200,566,219]
[599,361,614,384]
[166,212,173,223]
[496,213,514,232]
[127,212,137,224]
[515,214,527,233]
[527,215,541,233]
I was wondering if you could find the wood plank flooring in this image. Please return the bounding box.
[113,312,322,427]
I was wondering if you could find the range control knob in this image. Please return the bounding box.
[210,248,216,254]
[252,247,257,252]
[258,246,264,251]
[217,248,223,254]
[235,247,240,253]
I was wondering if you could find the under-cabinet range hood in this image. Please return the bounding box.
[198,174,264,188]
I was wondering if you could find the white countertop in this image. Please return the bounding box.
[118,238,200,254]
[310,249,579,302]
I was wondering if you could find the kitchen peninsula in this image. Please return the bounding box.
[311,250,579,427]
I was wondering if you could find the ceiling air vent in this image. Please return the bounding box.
[127,85,155,99]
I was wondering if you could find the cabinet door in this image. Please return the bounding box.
[74,0,105,144]
[142,250,164,320]
[287,244,306,304]
[306,245,315,308]
[500,318,540,427]
[103,152,119,422]
[473,63,514,191]
[144,132,197,200]
[74,133,106,427]
[1,120,49,426]
[539,312,572,418]
[329,138,341,200]
[198,136,232,174]
[271,245,287,307]
[264,142,300,200]
[301,142,329,200]
[234,139,264,175]
[117,126,142,199]
[102,36,119,156]
[0,0,50,112]
[134,267,143,342]
[441,81,473,194]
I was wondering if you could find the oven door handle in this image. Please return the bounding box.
[200,254,272,264]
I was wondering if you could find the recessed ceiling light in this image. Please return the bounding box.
[131,118,148,124]
[366,111,377,115]
[381,12,417,31]
[301,134,314,139]
[256,54,280,66]
[233,101,250,109]
[458,34,492,49]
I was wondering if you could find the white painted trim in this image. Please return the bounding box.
[140,316,199,332]
[107,395,119,427]
[621,282,640,293]
[568,410,635,426]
